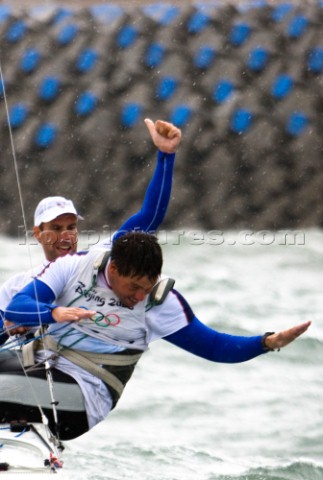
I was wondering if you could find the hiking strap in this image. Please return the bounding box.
[22,331,142,398]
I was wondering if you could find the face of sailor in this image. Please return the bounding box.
[107,262,156,308]
[33,213,78,262]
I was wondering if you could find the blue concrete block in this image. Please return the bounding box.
[76,48,99,73]
[56,23,79,45]
[193,45,217,69]
[271,74,294,99]
[170,105,192,127]
[20,48,41,73]
[38,76,61,102]
[0,78,5,97]
[156,76,178,101]
[116,25,138,49]
[5,20,27,43]
[35,122,58,148]
[230,108,253,133]
[187,10,210,34]
[121,102,142,128]
[230,22,252,46]
[52,8,73,25]
[271,3,294,22]
[307,46,323,73]
[286,14,309,38]
[213,79,235,104]
[145,43,166,68]
[9,103,29,129]
[74,91,98,117]
[286,111,309,136]
[247,46,269,72]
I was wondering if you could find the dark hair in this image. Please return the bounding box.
[110,232,162,281]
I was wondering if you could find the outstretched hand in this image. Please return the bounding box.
[52,307,96,323]
[264,321,311,350]
[145,118,181,153]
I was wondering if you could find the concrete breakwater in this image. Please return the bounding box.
[0,2,322,236]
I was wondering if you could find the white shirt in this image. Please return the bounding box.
[34,249,188,429]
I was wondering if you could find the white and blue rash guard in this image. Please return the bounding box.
[0,150,175,344]
[5,278,266,364]
[5,253,267,429]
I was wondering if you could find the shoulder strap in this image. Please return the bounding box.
[146,277,175,311]
[98,251,111,273]
[91,251,111,286]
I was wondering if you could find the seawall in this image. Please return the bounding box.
[0,1,322,235]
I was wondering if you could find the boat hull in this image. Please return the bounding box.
[0,422,64,477]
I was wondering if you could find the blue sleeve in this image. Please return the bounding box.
[5,279,57,326]
[164,316,266,363]
[113,150,175,241]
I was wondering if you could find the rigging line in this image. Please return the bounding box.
[0,59,41,282]
[10,345,48,421]
[0,58,46,322]
[0,329,46,352]
[0,62,28,250]
[0,59,61,446]
[0,318,49,435]
[0,57,41,301]
[1,330,60,449]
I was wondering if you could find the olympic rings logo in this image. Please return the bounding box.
[91,312,121,327]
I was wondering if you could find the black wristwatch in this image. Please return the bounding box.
[261,331,275,351]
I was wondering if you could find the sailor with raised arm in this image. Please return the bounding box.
[4,231,311,438]
[0,119,181,344]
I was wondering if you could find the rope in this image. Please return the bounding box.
[0,57,62,456]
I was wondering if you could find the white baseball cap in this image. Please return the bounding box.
[34,196,83,226]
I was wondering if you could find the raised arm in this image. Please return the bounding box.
[113,119,181,242]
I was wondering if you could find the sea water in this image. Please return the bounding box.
[1,229,323,480]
